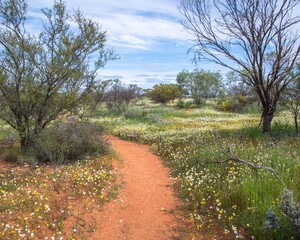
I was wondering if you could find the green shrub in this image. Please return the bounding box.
[145,113,166,124]
[176,100,196,109]
[107,102,128,114]
[34,119,108,165]
[0,125,18,147]
[123,108,144,119]
[217,94,251,112]
[148,84,181,104]
[4,150,20,163]
[217,98,234,111]
[235,94,247,104]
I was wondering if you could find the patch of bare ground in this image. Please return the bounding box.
[88,135,191,240]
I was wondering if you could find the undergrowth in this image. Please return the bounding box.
[0,156,116,239]
[104,102,300,239]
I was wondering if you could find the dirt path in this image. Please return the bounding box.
[91,136,186,240]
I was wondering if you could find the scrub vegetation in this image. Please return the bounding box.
[1,0,300,239]
[96,98,300,239]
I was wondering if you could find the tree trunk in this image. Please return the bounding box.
[19,132,35,153]
[262,110,275,133]
[295,114,299,135]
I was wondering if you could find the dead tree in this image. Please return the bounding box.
[180,0,300,133]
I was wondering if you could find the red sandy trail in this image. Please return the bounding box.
[91,135,184,240]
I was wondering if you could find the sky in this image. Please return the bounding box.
[26,0,300,89]
[26,0,225,89]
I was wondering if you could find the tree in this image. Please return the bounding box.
[148,84,181,104]
[180,0,300,133]
[103,79,142,111]
[226,71,252,97]
[0,0,116,151]
[176,70,190,97]
[281,65,300,134]
[177,69,223,104]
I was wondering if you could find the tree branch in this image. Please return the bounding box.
[207,144,287,188]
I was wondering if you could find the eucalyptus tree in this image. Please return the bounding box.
[177,69,223,104]
[0,0,116,150]
[180,0,300,133]
[282,65,300,134]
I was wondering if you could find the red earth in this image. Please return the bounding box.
[90,135,189,240]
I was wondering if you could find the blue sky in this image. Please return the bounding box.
[27,0,227,88]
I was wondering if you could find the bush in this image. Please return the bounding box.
[123,108,144,119]
[145,113,166,124]
[34,119,108,165]
[176,100,196,109]
[0,125,18,147]
[217,94,251,112]
[148,84,181,104]
[4,150,21,163]
[107,102,128,114]
[280,190,300,238]
[217,98,235,111]
[265,189,300,238]
[102,80,142,113]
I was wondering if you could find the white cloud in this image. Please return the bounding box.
[99,13,186,39]
[25,0,198,87]
[95,13,188,50]
[98,68,178,88]
[110,34,152,50]
[64,0,181,19]
[27,0,188,51]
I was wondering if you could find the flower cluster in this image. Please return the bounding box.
[105,104,300,239]
[0,156,115,239]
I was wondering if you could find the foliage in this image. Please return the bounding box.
[3,150,20,163]
[123,108,144,119]
[279,190,300,237]
[264,189,300,238]
[176,99,196,109]
[225,71,259,106]
[0,0,116,150]
[0,121,18,146]
[103,102,299,239]
[148,83,181,104]
[0,156,115,238]
[176,70,190,96]
[101,79,142,112]
[180,0,300,133]
[176,69,223,104]
[217,94,250,112]
[281,64,300,134]
[145,113,166,124]
[34,119,108,165]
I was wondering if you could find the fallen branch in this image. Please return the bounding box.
[207,145,287,188]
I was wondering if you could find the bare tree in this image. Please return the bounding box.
[180,0,300,133]
[103,79,142,111]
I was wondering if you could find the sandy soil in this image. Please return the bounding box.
[90,136,186,240]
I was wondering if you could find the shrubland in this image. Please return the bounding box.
[0,118,117,239]
[97,98,300,239]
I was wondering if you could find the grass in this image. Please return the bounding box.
[0,153,116,239]
[0,118,119,239]
[101,98,300,239]
[1,99,299,239]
